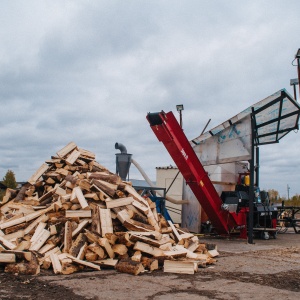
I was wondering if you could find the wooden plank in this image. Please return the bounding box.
[3,230,25,241]
[116,209,130,224]
[15,240,31,251]
[129,234,171,248]
[164,260,196,275]
[65,253,101,270]
[0,236,17,250]
[106,197,134,209]
[0,205,53,230]
[66,149,81,165]
[207,249,219,258]
[50,253,62,274]
[123,219,155,232]
[57,142,77,158]
[55,186,67,196]
[63,221,73,253]
[91,179,116,198]
[69,233,87,257]
[127,231,162,240]
[91,205,101,234]
[72,219,91,238]
[0,253,16,263]
[133,241,164,257]
[30,222,47,243]
[93,259,118,268]
[38,243,55,255]
[168,220,182,242]
[65,210,92,218]
[24,214,49,235]
[28,163,49,185]
[76,243,88,260]
[131,200,149,214]
[29,229,51,251]
[73,187,89,209]
[78,148,96,159]
[98,238,115,259]
[99,209,113,237]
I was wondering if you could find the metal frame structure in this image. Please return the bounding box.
[147,111,248,237]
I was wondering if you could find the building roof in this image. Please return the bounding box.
[0,182,7,189]
[156,165,178,170]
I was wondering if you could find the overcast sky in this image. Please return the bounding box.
[1,1,300,198]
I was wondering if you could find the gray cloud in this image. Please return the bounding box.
[0,0,300,198]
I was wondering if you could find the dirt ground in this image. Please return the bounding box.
[1,229,300,300]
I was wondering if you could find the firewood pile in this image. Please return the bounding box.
[0,142,218,276]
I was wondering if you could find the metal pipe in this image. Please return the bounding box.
[248,110,255,244]
[297,58,300,98]
[131,158,189,204]
[115,142,127,154]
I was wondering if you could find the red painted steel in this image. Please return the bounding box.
[147,111,245,235]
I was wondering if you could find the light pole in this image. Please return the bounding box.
[290,78,298,101]
[295,48,300,99]
[287,184,290,200]
[176,104,184,128]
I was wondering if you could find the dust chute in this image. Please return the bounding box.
[115,142,188,204]
[115,142,132,181]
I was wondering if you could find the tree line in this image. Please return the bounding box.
[268,189,300,206]
[0,170,17,201]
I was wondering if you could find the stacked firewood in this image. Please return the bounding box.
[0,142,218,276]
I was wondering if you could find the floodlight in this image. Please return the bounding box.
[176,104,184,111]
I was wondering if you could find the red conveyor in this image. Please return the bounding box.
[147,111,241,235]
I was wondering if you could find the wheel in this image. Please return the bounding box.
[261,231,269,240]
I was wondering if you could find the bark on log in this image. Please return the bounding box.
[115,259,144,275]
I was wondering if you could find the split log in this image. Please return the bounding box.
[131,251,142,262]
[29,229,51,251]
[93,259,118,268]
[168,220,182,242]
[0,236,17,250]
[65,210,92,218]
[91,179,116,198]
[164,260,196,275]
[57,142,77,158]
[99,208,113,237]
[0,253,16,263]
[72,187,89,209]
[69,233,87,257]
[88,173,121,185]
[98,238,115,259]
[61,262,82,275]
[123,219,155,232]
[116,259,144,275]
[141,257,159,271]
[28,163,49,185]
[133,241,164,257]
[50,253,62,274]
[5,252,40,275]
[106,197,134,209]
[87,243,106,259]
[66,149,81,165]
[65,254,101,270]
[112,244,128,256]
[63,221,73,253]
[85,250,98,262]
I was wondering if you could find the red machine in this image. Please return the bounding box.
[147,111,250,238]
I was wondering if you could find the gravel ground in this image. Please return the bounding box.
[0,230,299,300]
